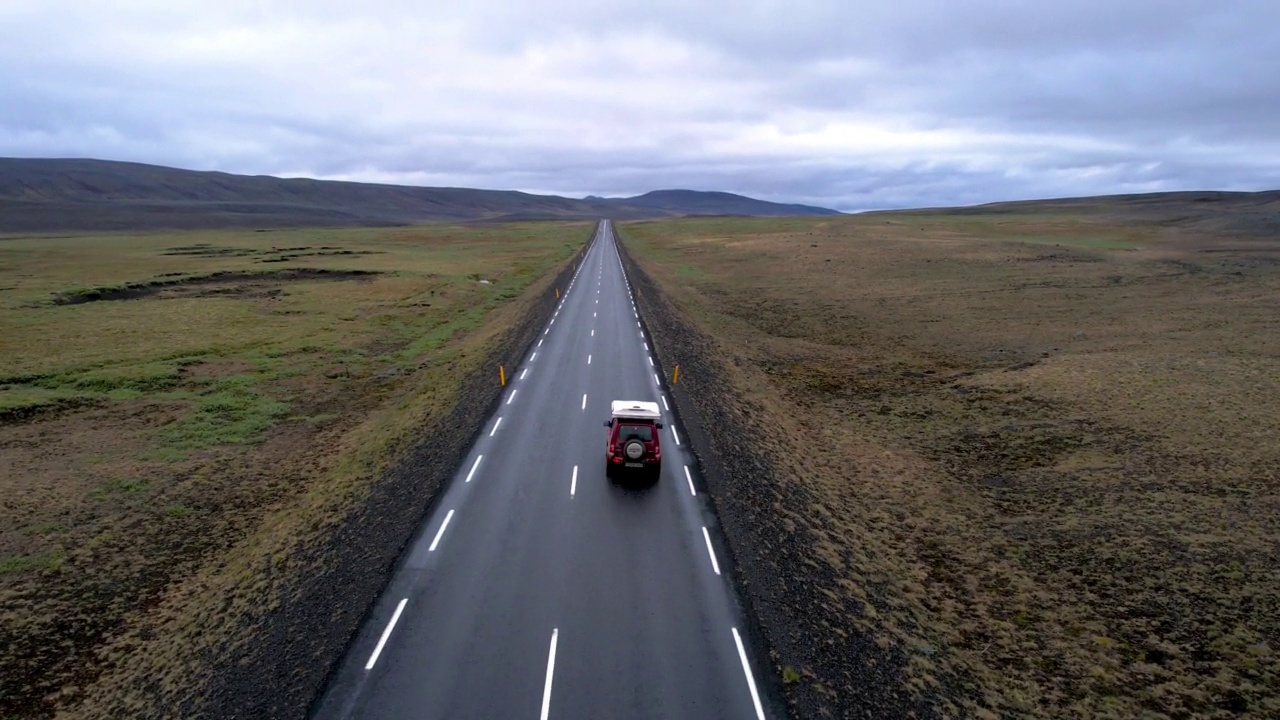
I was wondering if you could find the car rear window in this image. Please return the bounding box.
[618,424,654,442]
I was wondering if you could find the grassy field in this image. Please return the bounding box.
[621,210,1279,718]
[0,222,587,718]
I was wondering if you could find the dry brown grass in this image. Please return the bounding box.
[0,222,587,718]
[622,212,1280,718]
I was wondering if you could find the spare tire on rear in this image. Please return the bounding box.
[624,439,645,461]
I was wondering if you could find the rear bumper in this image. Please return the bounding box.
[609,457,661,474]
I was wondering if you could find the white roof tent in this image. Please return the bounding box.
[610,400,661,422]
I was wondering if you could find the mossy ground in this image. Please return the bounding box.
[0,221,588,718]
[622,211,1279,719]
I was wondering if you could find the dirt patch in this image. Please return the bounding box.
[0,395,101,425]
[1,400,208,704]
[161,243,386,263]
[620,214,1280,719]
[50,269,378,305]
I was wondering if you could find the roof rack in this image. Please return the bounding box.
[610,400,661,421]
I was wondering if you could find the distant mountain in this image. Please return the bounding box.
[597,189,840,217]
[0,158,841,232]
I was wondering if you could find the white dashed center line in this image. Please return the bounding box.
[531,352,537,361]
[685,466,696,496]
[587,354,592,365]
[648,356,654,366]
[591,329,594,337]
[653,373,660,384]
[521,368,529,380]
[661,396,669,410]
[672,426,681,445]
[489,417,503,436]
[507,390,517,405]
[570,466,578,497]
[581,393,587,411]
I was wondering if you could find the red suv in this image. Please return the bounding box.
[604,400,664,480]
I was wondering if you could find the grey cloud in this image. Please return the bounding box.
[1,1,1278,211]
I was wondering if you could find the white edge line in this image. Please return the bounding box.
[428,509,455,552]
[521,368,529,380]
[465,455,484,483]
[570,466,578,497]
[661,396,669,410]
[648,356,654,366]
[490,416,503,436]
[673,425,681,445]
[538,339,543,347]
[507,389,517,405]
[732,627,766,720]
[702,526,721,575]
[364,598,409,670]
[685,465,696,496]
[532,352,538,360]
[654,373,660,384]
[540,629,559,720]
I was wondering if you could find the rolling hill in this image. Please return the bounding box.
[0,158,840,232]
[892,189,1280,239]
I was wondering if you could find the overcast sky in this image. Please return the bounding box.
[1,1,1277,210]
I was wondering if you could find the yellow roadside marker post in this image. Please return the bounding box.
[673,365,680,384]
[500,366,506,386]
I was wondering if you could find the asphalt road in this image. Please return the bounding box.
[311,221,774,720]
